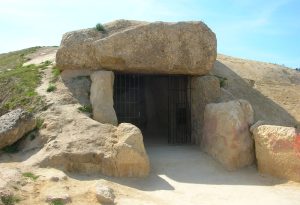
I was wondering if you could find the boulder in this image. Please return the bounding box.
[25,105,150,177]
[95,183,115,204]
[90,71,118,125]
[251,124,300,182]
[191,75,220,144]
[0,109,36,149]
[56,19,217,75]
[201,100,254,170]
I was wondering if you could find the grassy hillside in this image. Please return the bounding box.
[0,47,40,71]
[0,47,47,115]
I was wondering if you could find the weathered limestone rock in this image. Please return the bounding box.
[46,194,71,204]
[90,71,117,125]
[0,109,36,149]
[61,70,92,106]
[57,19,217,75]
[191,75,220,144]
[201,100,254,170]
[251,124,300,182]
[25,105,150,177]
[95,184,115,204]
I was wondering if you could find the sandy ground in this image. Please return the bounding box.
[2,145,300,205]
[112,145,300,205]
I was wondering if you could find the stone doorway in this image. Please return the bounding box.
[113,73,192,145]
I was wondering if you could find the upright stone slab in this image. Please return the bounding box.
[251,124,300,182]
[90,71,117,125]
[191,75,220,144]
[201,100,254,170]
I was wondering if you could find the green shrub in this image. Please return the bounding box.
[0,195,20,205]
[49,199,65,205]
[36,117,44,129]
[1,143,19,153]
[46,84,56,92]
[51,67,61,82]
[42,60,52,66]
[215,75,227,88]
[96,23,105,32]
[22,172,39,181]
[78,105,92,113]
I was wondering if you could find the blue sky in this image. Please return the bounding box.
[0,0,299,68]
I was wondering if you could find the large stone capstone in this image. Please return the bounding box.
[56,19,217,75]
[201,100,254,170]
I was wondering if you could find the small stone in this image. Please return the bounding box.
[46,194,71,204]
[50,176,59,182]
[95,184,115,204]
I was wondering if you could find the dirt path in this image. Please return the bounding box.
[24,47,57,66]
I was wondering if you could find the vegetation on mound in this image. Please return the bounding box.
[1,142,20,153]
[0,48,52,116]
[78,105,92,113]
[215,75,227,87]
[51,66,61,82]
[95,23,106,32]
[22,172,39,181]
[49,199,65,205]
[0,64,46,115]
[46,84,56,92]
[0,194,20,205]
[0,47,40,71]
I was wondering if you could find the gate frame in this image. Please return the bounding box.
[113,72,192,144]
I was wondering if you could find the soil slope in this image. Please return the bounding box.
[213,54,300,128]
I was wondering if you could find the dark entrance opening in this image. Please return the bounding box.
[113,73,191,145]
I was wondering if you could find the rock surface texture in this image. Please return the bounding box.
[56,19,217,75]
[0,109,36,149]
[251,124,300,182]
[90,71,118,125]
[201,100,254,170]
[95,184,115,204]
[191,75,220,144]
[25,105,150,177]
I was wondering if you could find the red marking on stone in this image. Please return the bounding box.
[272,139,293,153]
[294,134,300,158]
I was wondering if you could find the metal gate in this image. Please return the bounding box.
[113,73,191,144]
[168,76,191,144]
[113,73,144,127]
